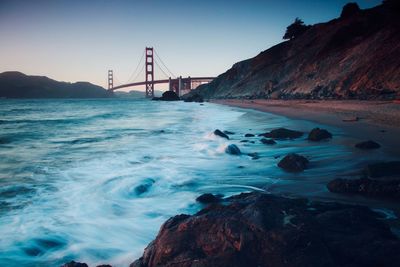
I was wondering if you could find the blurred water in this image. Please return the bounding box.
[0,98,396,266]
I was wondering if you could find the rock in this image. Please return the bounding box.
[96,265,112,267]
[355,140,381,149]
[278,153,309,172]
[196,193,222,204]
[134,178,155,196]
[260,138,276,145]
[259,128,303,139]
[240,140,249,143]
[183,93,204,103]
[131,192,400,267]
[214,129,229,139]
[307,128,332,141]
[364,161,400,178]
[152,91,180,101]
[244,133,254,137]
[247,152,260,160]
[61,261,88,267]
[225,144,241,155]
[223,130,235,135]
[327,177,400,199]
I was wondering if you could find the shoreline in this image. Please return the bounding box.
[212,99,400,157]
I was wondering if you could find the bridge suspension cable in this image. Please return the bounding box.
[154,59,171,80]
[126,49,146,84]
[154,49,176,78]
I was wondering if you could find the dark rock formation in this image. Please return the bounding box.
[214,129,229,139]
[260,138,277,145]
[196,193,222,204]
[247,152,260,160]
[364,161,400,178]
[61,261,88,267]
[244,133,255,137]
[278,153,309,172]
[340,2,361,18]
[225,144,241,155]
[184,2,400,100]
[307,128,332,141]
[355,140,381,149]
[259,128,303,139]
[0,72,110,98]
[327,177,400,199]
[223,130,235,135]
[183,93,204,103]
[131,192,400,267]
[240,140,249,143]
[152,91,180,101]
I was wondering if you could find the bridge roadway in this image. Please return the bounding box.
[109,76,215,91]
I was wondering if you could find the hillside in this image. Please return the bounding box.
[0,72,110,98]
[186,2,400,100]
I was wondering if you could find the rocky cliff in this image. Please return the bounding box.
[186,2,400,100]
[0,72,110,98]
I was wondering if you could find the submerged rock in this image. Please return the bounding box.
[225,144,241,155]
[196,193,222,204]
[134,178,155,196]
[259,128,303,139]
[355,140,381,149]
[223,130,235,135]
[214,129,229,139]
[278,153,309,172]
[131,192,400,267]
[364,161,400,178]
[307,128,332,141]
[327,177,400,199]
[244,133,255,137]
[260,138,276,145]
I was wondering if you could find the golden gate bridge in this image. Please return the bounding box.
[107,47,215,98]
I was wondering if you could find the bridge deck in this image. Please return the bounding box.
[110,77,215,91]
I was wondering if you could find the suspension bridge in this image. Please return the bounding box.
[107,47,215,98]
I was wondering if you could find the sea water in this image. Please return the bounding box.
[0,99,396,266]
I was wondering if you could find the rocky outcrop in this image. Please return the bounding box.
[278,153,309,172]
[131,192,400,267]
[184,3,400,100]
[196,193,223,204]
[307,128,332,141]
[182,93,204,103]
[259,128,303,140]
[260,138,276,145]
[355,140,381,149]
[152,91,180,101]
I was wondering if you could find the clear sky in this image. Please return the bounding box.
[0,0,382,91]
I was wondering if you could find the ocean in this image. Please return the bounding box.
[0,99,397,266]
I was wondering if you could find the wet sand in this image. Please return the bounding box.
[212,99,400,157]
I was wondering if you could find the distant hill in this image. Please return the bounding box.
[0,71,110,98]
[186,2,400,100]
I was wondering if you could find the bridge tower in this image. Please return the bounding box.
[108,70,113,90]
[145,47,154,98]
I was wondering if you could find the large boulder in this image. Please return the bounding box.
[152,91,180,101]
[225,144,241,155]
[307,128,332,141]
[131,192,400,267]
[355,140,381,150]
[259,128,303,140]
[327,177,400,199]
[183,93,204,103]
[278,153,309,172]
[214,129,229,139]
[196,193,222,204]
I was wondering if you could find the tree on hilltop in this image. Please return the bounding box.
[283,18,311,40]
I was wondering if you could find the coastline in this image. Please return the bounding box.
[212,99,400,157]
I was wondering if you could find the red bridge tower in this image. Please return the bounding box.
[145,47,154,98]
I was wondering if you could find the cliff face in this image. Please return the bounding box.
[189,3,400,100]
[0,72,110,98]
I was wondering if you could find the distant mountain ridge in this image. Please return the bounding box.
[186,2,400,100]
[0,71,110,98]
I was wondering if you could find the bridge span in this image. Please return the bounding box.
[107,47,215,98]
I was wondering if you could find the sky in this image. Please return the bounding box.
[0,0,382,91]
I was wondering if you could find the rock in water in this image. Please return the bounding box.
[152,91,180,101]
[223,130,235,135]
[244,133,255,137]
[61,261,88,267]
[278,153,309,172]
[355,140,381,149]
[260,138,276,145]
[364,161,400,178]
[196,193,222,204]
[214,129,229,139]
[307,128,332,141]
[259,128,303,139]
[183,93,204,103]
[225,144,241,155]
[130,192,400,267]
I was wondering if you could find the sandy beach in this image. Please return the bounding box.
[213,99,400,157]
